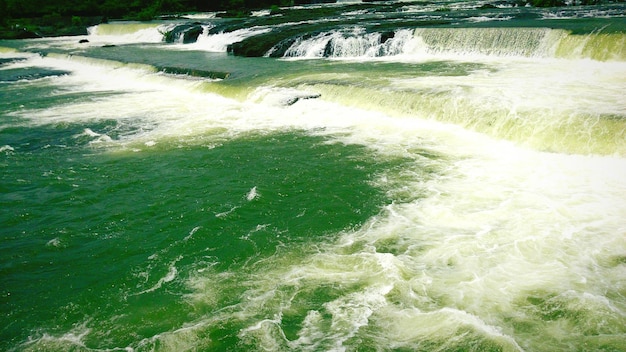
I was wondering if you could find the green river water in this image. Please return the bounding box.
[1,1,626,351]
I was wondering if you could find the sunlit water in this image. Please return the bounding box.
[1,1,625,351]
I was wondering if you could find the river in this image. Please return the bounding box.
[1,0,625,350]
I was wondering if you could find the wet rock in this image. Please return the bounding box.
[228,33,278,57]
[380,31,395,43]
[164,23,204,44]
[157,66,230,79]
[182,26,204,43]
[283,93,321,106]
[266,37,299,58]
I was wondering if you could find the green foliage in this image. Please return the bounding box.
[0,0,8,25]
[71,16,82,26]
[160,0,185,12]
[136,7,157,21]
[40,12,63,27]
[0,0,296,22]
[100,0,127,17]
[235,0,247,7]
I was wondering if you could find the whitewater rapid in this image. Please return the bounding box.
[1,3,625,349]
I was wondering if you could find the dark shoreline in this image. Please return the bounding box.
[0,16,105,40]
[1,1,623,42]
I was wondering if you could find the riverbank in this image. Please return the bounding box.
[0,0,598,40]
[0,15,104,39]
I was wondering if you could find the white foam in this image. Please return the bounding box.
[19,321,91,350]
[10,39,625,350]
[281,28,414,58]
[46,237,63,248]
[87,23,171,44]
[181,123,626,348]
[181,12,217,20]
[246,186,259,201]
[251,9,271,17]
[215,206,240,218]
[82,128,100,137]
[133,258,181,295]
[467,15,513,22]
[175,27,272,52]
[374,307,524,350]
[0,145,14,153]
[249,86,321,106]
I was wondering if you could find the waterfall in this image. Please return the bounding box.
[186,27,272,52]
[282,28,415,58]
[278,27,625,61]
[409,27,626,61]
[409,27,563,58]
[87,23,171,44]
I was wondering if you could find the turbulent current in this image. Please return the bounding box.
[1,1,625,351]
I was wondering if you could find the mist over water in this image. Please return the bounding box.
[1,0,625,350]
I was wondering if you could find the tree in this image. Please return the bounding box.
[0,0,8,25]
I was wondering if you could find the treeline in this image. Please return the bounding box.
[0,0,305,23]
[0,0,616,37]
[0,0,615,24]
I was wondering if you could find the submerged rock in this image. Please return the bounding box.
[157,66,230,79]
[283,93,321,106]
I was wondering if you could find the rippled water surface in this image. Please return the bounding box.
[1,1,625,350]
